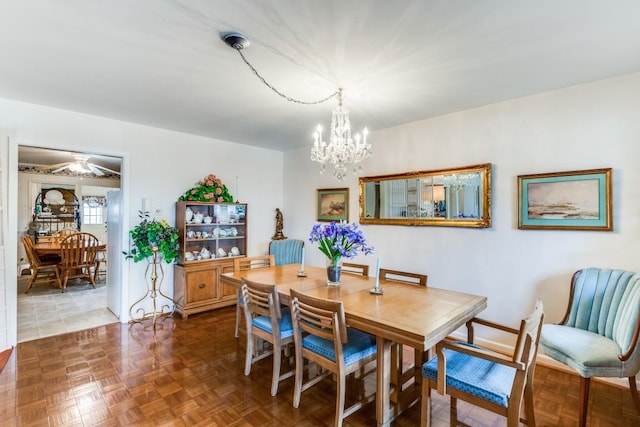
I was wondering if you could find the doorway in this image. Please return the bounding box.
[17,146,123,342]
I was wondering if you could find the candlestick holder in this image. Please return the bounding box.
[369,286,384,295]
[297,270,307,277]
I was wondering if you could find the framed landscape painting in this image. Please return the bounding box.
[317,188,349,222]
[518,168,612,231]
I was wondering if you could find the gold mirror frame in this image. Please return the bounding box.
[359,163,492,227]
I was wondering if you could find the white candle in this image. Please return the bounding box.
[300,247,305,271]
[375,257,380,288]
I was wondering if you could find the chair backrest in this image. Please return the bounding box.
[290,289,348,363]
[513,298,545,367]
[379,268,427,287]
[342,262,369,276]
[561,268,640,360]
[268,239,304,266]
[59,232,100,269]
[234,254,275,271]
[52,227,78,240]
[22,235,41,268]
[242,278,284,325]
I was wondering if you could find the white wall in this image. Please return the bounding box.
[0,98,283,350]
[283,72,640,348]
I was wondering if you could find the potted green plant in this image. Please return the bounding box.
[125,211,180,263]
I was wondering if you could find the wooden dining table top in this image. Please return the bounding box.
[34,241,107,256]
[221,264,487,350]
[221,263,487,426]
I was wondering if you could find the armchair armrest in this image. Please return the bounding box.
[465,317,519,344]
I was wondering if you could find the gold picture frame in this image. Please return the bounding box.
[317,188,349,222]
[517,168,612,231]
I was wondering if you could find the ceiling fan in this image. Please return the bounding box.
[43,154,120,176]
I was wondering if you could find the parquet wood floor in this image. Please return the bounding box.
[1,306,639,426]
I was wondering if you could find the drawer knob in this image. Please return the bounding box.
[199,283,206,289]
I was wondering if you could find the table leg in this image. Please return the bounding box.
[376,336,393,427]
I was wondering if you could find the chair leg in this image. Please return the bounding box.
[292,351,304,408]
[60,270,70,293]
[335,373,346,427]
[523,379,536,427]
[579,376,590,427]
[271,343,282,396]
[234,294,242,338]
[629,376,640,415]
[420,378,431,427]
[449,396,457,427]
[25,268,37,293]
[244,329,254,376]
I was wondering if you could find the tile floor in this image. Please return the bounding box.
[17,275,119,342]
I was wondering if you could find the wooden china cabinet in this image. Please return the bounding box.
[173,202,247,319]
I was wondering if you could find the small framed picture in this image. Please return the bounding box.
[518,168,612,231]
[317,188,349,222]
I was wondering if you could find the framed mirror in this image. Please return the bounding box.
[359,163,492,227]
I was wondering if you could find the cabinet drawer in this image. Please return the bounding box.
[185,269,217,303]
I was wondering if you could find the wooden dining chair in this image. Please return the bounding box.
[57,232,100,292]
[289,288,377,427]
[379,268,428,405]
[241,278,295,396]
[52,227,77,240]
[421,299,544,427]
[233,255,275,337]
[342,262,369,276]
[22,235,61,293]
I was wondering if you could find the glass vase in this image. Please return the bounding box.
[326,257,343,286]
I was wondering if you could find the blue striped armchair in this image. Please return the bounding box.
[540,268,640,427]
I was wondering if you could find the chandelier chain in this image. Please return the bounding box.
[236,49,339,105]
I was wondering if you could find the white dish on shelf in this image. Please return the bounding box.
[230,247,240,256]
[217,248,227,257]
[45,189,64,203]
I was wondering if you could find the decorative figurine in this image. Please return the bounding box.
[272,208,287,240]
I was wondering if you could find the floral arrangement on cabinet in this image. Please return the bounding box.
[178,173,234,203]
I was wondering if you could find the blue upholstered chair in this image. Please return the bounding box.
[268,239,304,266]
[289,288,377,427]
[540,268,640,427]
[421,299,544,427]
[241,278,294,396]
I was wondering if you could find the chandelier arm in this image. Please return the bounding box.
[236,49,339,105]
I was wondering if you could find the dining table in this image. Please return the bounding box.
[33,240,107,257]
[220,263,487,427]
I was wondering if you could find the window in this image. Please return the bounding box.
[82,196,106,225]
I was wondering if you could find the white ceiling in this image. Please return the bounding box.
[2,1,640,154]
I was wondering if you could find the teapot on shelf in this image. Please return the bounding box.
[203,215,213,224]
[200,247,211,259]
[193,212,204,224]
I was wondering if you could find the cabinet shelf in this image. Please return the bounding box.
[174,202,248,320]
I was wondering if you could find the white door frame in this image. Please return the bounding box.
[5,138,131,347]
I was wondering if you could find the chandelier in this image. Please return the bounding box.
[311,89,371,180]
[222,32,372,180]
